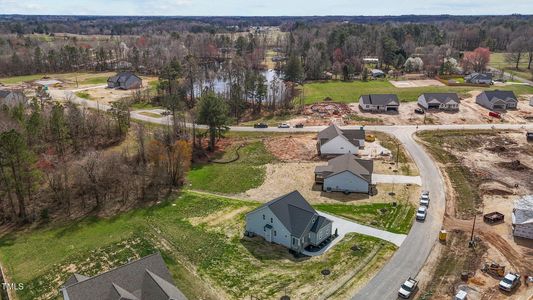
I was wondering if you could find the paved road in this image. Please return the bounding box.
[50,89,533,299]
[488,66,533,86]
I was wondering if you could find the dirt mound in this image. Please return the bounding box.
[265,135,318,161]
[497,160,531,171]
[479,181,513,196]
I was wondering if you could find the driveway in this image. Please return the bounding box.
[302,211,407,256]
[372,174,421,185]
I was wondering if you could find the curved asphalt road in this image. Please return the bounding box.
[51,89,533,299]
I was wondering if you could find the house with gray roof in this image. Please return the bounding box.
[417,93,460,110]
[60,253,187,300]
[245,190,333,253]
[315,153,373,194]
[317,124,365,156]
[107,72,143,90]
[358,94,399,112]
[465,72,493,85]
[476,90,518,110]
[0,90,27,107]
[512,195,533,240]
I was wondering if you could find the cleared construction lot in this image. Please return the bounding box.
[417,130,533,300]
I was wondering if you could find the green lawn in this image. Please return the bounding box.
[130,102,163,110]
[490,52,532,80]
[80,76,108,85]
[187,141,276,194]
[315,203,415,234]
[0,74,47,84]
[75,91,91,99]
[300,80,533,104]
[0,191,397,300]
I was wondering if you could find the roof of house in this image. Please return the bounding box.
[480,90,517,103]
[314,153,373,183]
[466,72,492,81]
[513,195,533,225]
[360,94,399,106]
[318,124,365,147]
[108,72,141,84]
[0,90,12,98]
[309,215,332,233]
[420,93,460,104]
[253,190,331,239]
[61,253,187,300]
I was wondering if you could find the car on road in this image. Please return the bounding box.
[420,194,430,207]
[294,123,304,128]
[398,277,418,298]
[499,272,520,292]
[416,206,427,221]
[278,123,290,128]
[421,190,429,196]
[414,108,425,114]
[254,123,268,128]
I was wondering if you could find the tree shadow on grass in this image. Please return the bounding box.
[240,236,310,263]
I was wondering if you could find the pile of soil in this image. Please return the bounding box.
[265,135,317,161]
[497,160,531,171]
[302,102,354,118]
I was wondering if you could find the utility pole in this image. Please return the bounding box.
[469,214,477,247]
[395,142,400,171]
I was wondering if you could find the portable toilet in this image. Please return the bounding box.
[455,290,467,300]
[439,230,447,242]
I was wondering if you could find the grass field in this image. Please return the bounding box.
[187,141,276,194]
[0,191,397,300]
[80,76,108,85]
[0,72,115,85]
[300,80,533,104]
[315,203,415,234]
[490,52,532,80]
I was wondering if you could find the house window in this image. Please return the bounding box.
[263,214,265,220]
[274,231,277,236]
[270,218,273,223]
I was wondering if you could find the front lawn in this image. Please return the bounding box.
[490,52,532,80]
[315,203,415,234]
[300,80,533,104]
[187,141,276,194]
[0,191,397,300]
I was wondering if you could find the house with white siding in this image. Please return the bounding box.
[314,153,373,194]
[476,90,518,110]
[417,93,460,110]
[512,195,533,240]
[358,94,400,112]
[0,90,27,107]
[107,72,143,90]
[245,191,333,254]
[317,124,365,156]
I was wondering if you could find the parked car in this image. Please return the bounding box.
[416,206,427,221]
[489,111,501,118]
[421,190,430,197]
[398,277,418,298]
[499,272,520,292]
[278,123,290,128]
[294,123,304,128]
[420,194,430,207]
[414,108,425,115]
[254,123,268,128]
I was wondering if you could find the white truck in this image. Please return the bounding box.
[398,277,418,298]
[499,272,520,291]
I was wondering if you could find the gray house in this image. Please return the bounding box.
[371,69,386,78]
[476,90,518,110]
[465,72,492,85]
[317,124,365,156]
[61,253,187,300]
[358,94,399,112]
[245,190,333,253]
[0,90,27,107]
[107,72,143,90]
[418,93,460,110]
[315,153,373,194]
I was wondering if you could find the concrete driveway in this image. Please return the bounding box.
[302,211,407,256]
[372,174,421,186]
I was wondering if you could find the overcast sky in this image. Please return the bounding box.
[1,0,532,16]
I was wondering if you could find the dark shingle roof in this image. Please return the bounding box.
[61,253,187,300]
[421,93,460,104]
[360,94,399,106]
[0,90,11,98]
[314,153,373,183]
[481,90,517,103]
[108,72,140,84]
[317,124,365,147]
[310,215,332,233]
[265,191,317,238]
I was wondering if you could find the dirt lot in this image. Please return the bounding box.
[417,130,533,300]
[287,91,533,126]
[389,79,445,88]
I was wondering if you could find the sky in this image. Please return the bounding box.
[0,0,532,16]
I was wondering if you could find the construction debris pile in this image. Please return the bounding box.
[302,102,355,118]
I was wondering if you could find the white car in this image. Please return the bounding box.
[416,206,427,221]
[278,123,290,128]
[420,194,430,207]
[398,277,418,298]
[499,272,520,291]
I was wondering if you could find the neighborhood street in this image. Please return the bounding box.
[50,88,533,299]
